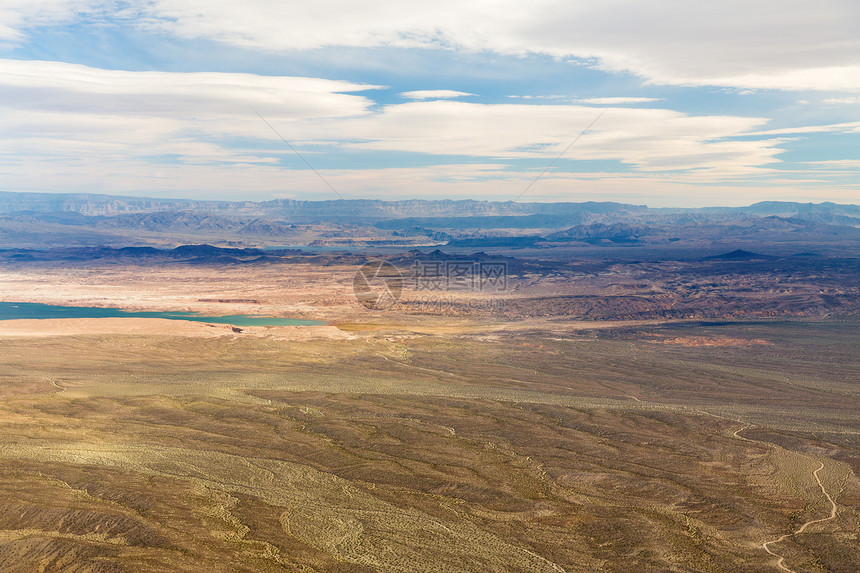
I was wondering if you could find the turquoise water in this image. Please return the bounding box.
[0,301,323,327]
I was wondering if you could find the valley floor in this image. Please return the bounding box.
[0,263,857,572]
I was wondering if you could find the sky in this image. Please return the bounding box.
[0,1,859,207]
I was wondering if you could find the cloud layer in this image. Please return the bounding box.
[0,59,783,171]
[401,90,475,100]
[4,1,859,91]
[0,3,858,205]
[3,59,856,204]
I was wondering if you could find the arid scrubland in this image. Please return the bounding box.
[0,260,858,572]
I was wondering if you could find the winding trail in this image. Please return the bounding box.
[734,427,839,573]
[44,376,65,393]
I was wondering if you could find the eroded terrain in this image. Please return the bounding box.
[0,259,858,572]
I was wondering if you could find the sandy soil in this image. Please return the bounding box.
[0,265,686,338]
[0,317,352,340]
[0,262,857,571]
[0,265,353,319]
[4,253,856,325]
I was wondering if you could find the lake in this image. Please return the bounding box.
[0,301,323,327]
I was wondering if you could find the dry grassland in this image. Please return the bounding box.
[0,264,857,571]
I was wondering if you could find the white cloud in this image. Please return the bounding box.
[3,157,855,206]
[0,0,99,41]
[675,66,860,92]
[505,95,568,100]
[803,160,860,169]
[401,90,475,100]
[326,101,777,174]
[0,59,854,205]
[574,97,664,105]
[0,60,781,174]
[0,59,380,116]
[2,0,852,91]
[1,2,858,91]
[745,121,860,136]
[0,59,387,192]
[824,97,860,104]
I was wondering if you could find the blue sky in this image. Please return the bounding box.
[0,1,858,206]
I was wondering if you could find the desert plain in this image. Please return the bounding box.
[0,253,858,573]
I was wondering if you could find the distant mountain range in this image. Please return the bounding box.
[0,191,648,219]
[2,190,858,219]
[0,191,858,251]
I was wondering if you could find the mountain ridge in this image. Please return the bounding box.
[1,191,858,250]
[1,191,857,220]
